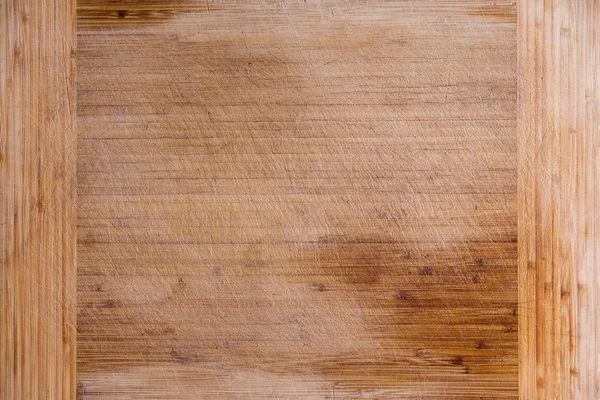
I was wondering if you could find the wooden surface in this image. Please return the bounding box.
[3,0,598,398]
[0,0,77,399]
[518,0,600,398]
[76,1,518,398]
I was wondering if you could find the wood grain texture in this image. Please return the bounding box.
[77,1,517,398]
[518,0,600,398]
[0,0,77,399]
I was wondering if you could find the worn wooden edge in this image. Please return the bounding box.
[1,0,77,399]
[518,0,599,398]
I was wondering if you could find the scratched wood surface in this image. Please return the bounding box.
[518,0,600,399]
[0,0,77,399]
[76,1,518,398]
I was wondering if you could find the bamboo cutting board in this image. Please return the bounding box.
[2,0,599,399]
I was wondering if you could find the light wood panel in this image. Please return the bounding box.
[0,0,77,399]
[518,0,600,398]
[77,1,517,398]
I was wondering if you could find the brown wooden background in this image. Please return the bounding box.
[1,0,598,399]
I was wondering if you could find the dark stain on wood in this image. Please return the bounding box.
[99,299,122,309]
[451,355,464,366]
[298,233,517,356]
[77,1,208,26]
[476,341,489,349]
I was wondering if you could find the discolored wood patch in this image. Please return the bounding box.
[77,0,208,26]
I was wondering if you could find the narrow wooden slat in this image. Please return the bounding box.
[0,1,76,399]
[518,0,600,398]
